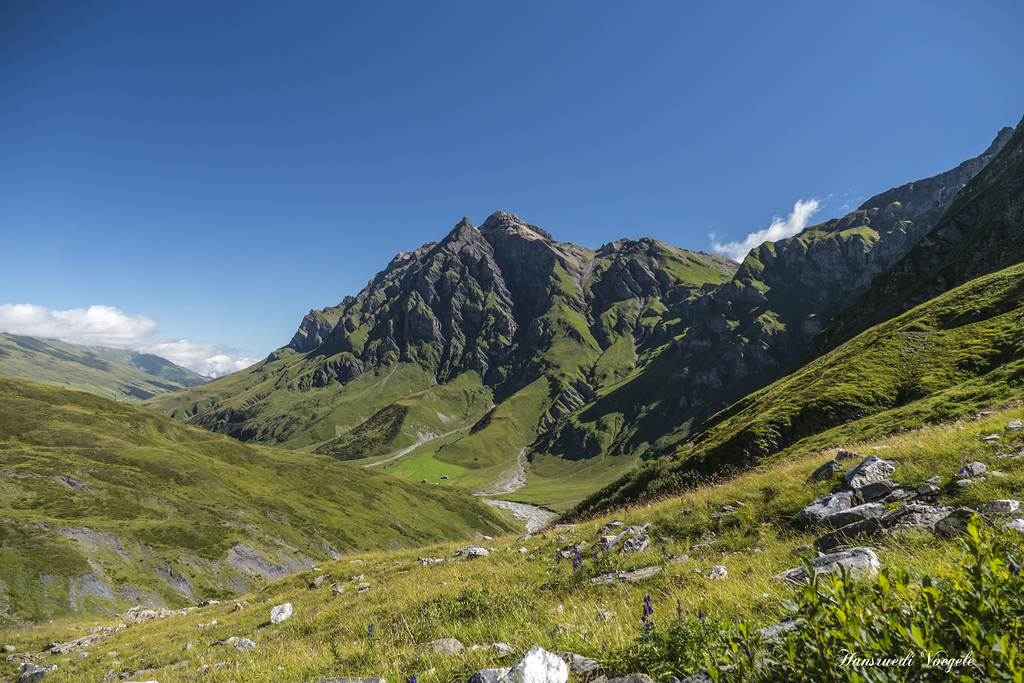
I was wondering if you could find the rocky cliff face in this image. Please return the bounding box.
[806,120,1023,358]
[146,120,1019,508]
[282,211,735,395]
[534,126,1015,463]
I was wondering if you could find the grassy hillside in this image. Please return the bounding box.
[569,260,1024,519]
[0,334,207,401]
[2,405,1021,681]
[0,376,516,624]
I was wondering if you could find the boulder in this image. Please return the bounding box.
[819,502,886,529]
[844,455,896,489]
[270,602,293,624]
[981,500,1021,515]
[234,638,257,651]
[1002,519,1024,533]
[757,617,799,643]
[18,663,57,682]
[621,534,650,554]
[810,459,845,482]
[499,646,568,683]
[956,462,986,480]
[797,491,855,527]
[455,545,490,558]
[418,637,464,656]
[856,479,900,502]
[774,547,880,584]
[935,508,978,536]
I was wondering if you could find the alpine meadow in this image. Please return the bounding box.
[4,4,1024,681]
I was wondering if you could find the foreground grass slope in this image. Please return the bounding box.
[2,406,1021,681]
[0,377,516,624]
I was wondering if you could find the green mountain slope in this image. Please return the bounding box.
[0,334,208,400]
[0,376,515,624]
[567,115,1024,519]
[147,122,1015,513]
[807,115,1024,358]
[145,214,738,508]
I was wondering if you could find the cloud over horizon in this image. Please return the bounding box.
[0,304,257,377]
[711,198,822,261]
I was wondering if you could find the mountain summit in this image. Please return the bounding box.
[146,122,1017,509]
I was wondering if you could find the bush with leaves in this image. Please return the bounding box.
[713,516,1024,681]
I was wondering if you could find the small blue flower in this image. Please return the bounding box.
[698,609,705,622]
[368,624,374,637]
[405,677,418,683]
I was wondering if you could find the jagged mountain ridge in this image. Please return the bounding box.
[146,122,1014,509]
[145,215,737,503]
[531,126,1013,465]
[806,120,1023,358]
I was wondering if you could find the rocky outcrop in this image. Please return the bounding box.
[807,119,1022,357]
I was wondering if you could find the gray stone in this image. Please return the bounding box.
[798,491,855,527]
[469,669,512,683]
[315,678,386,683]
[270,602,293,624]
[561,651,601,674]
[820,502,886,529]
[956,462,987,479]
[590,566,661,585]
[935,508,978,536]
[499,646,568,683]
[916,483,941,497]
[775,547,881,584]
[844,455,896,490]
[234,638,257,651]
[757,617,799,642]
[418,556,445,565]
[605,675,656,683]
[18,663,57,682]
[418,637,464,656]
[856,479,899,502]
[455,545,490,558]
[981,499,1021,515]
[709,565,728,580]
[983,433,1000,442]
[810,459,845,482]
[1008,420,1023,431]
[621,533,650,554]
[488,642,513,656]
[1002,519,1024,533]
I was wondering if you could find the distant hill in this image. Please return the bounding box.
[0,375,515,623]
[0,333,208,400]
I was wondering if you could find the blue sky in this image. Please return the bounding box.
[2,1,1022,375]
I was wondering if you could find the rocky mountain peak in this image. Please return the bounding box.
[480,211,554,241]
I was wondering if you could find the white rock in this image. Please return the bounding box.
[1008,420,1023,431]
[270,603,293,625]
[982,500,1021,515]
[1002,519,1024,534]
[499,645,568,683]
[709,565,728,580]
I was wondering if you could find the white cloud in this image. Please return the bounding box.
[0,303,257,378]
[710,198,822,261]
